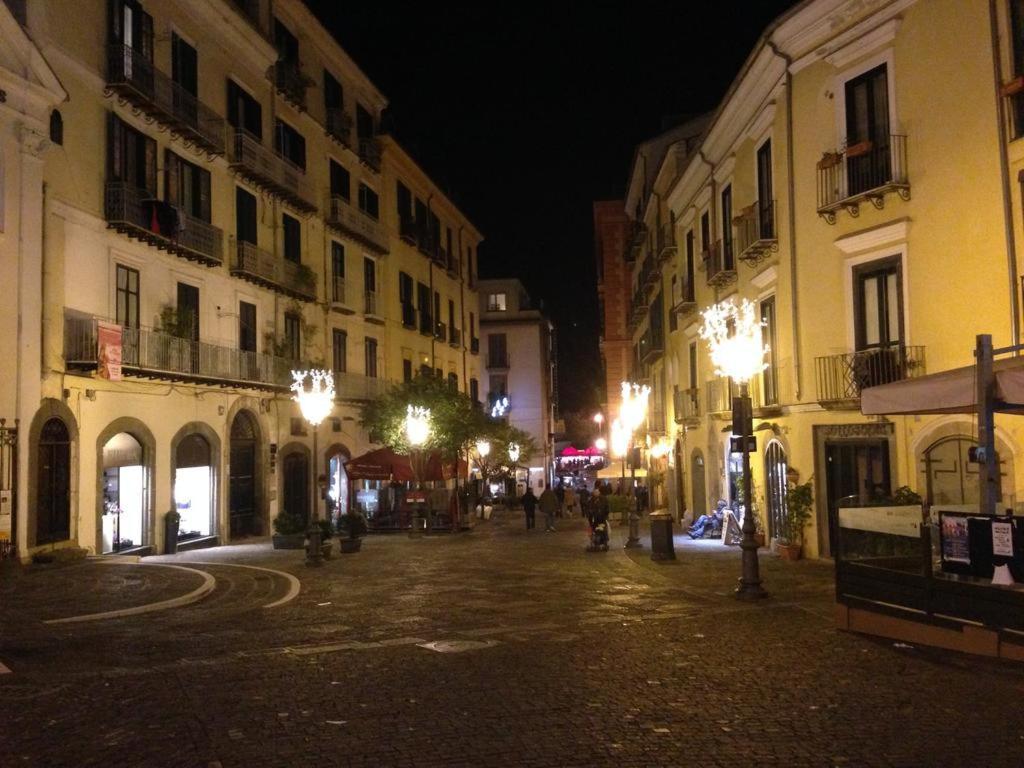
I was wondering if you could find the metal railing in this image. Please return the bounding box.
[817,134,909,220]
[816,345,926,404]
[486,353,510,370]
[364,291,380,316]
[106,44,225,155]
[104,182,223,265]
[449,327,462,347]
[656,224,677,262]
[401,302,416,328]
[273,60,308,109]
[228,129,316,212]
[674,388,701,422]
[704,240,736,287]
[418,312,433,336]
[230,239,316,301]
[330,276,346,306]
[434,321,447,341]
[325,194,388,253]
[735,199,777,263]
[325,107,353,146]
[359,137,382,172]
[399,217,418,244]
[640,323,664,364]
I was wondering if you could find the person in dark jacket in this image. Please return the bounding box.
[539,483,559,531]
[521,487,538,530]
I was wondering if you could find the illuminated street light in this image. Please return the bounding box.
[291,369,336,567]
[476,439,491,459]
[595,437,608,452]
[618,382,649,549]
[700,298,768,601]
[593,412,604,425]
[490,395,510,419]
[508,442,521,464]
[404,405,431,537]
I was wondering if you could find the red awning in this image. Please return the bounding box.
[344,447,467,482]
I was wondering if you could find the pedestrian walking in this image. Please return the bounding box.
[539,482,558,532]
[564,486,577,518]
[521,487,537,530]
[555,483,566,518]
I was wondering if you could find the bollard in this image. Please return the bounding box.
[649,511,676,562]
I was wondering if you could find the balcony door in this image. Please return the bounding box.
[171,33,197,126]
[176,283,200,342]
[36,418,71,545]
[756,140,774,238]
[236,187,257,245]
[112,0,153,88]
[845,64,891,196]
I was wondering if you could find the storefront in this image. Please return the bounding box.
[173,433,215,545]
[101,431,147,553]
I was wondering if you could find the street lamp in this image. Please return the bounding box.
[405,404,431,536]
[291,369,335,567]
[619,381,650,548]
[507,442,521,464]
[595,437,608,452]
[700,297,768,601]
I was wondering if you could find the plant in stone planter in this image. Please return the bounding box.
[337,510,368,553]
[272,511,307,550]
[779,480,813,561]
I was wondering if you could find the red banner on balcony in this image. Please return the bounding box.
[97,321,123,381]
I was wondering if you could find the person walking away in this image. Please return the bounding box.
[555,483,566,518]
[539,482,559,532]
[564,486,577,519]
[521,487,538,530]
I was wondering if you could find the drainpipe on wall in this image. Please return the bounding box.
[990,0,1021,349]
[768,38,802,399]
[427,194,436,371]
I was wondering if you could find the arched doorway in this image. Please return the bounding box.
[282,452,310,523]
[764,439,788,540]
[37,418,71,544]
[690,450,707,519]
[174,434,214,543]
[326,445,350,526]
[229,412,259,538]
[101,432,147,553]
[922,435,1008,506]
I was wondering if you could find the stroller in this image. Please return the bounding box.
[587,520,609,552]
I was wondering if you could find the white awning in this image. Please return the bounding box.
[861,356,1024,416]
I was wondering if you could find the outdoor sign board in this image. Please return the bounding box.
[938,510,1024,580]
[837,505,921,537]
[97,321,123,381]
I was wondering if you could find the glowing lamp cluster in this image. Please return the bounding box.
[404,405,431,448]
[475,439,491,458]
[699,298,767,384]
[507,442,521,463]
[594,436,608,452]
[490,395,510,419]
[620,382,651,433]
[290,369,335,427]
[610,419,629,459]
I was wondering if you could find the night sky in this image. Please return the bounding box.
[307,1,799,415]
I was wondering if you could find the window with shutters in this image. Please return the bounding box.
[417,282,431,334]
[364,337,378,378]
[177,282,200,341]
[171,33,197,96]
[329,159,350,201]
[396,181,413,227]
[332,329,347,374]
[226,79,262,140]
[331,242,345,279]
[165,151,211,221]
[399,271,415,327]
[358,183,379,220]
[108,114,156,194]
[282,214,301,263]
[236,187,257,244]
[356,104,374,141]
[274,119,306,171]
[760,297,778,406]
[111,0,153,60]
[284,312,301,360]
[324,69,343,109]
[363,257,376,294]
[116,265,140,328]
[239,301,256,353]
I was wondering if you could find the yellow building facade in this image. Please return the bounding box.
[0,0,481,561]
[626,0,1022,558]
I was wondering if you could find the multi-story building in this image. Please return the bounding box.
[477,278,556,490]
[615,0,1024,558]
[0,0,481,562]
[593,201,631,420]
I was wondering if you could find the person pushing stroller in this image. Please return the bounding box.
[586,484,611,552]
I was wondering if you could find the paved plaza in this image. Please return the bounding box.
[3,510,1024,767]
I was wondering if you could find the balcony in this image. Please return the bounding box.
[64,313,383,399]
[735,199,777,265]
[816,345,926,408]
[434,321,447,341]
[359,137,382,172]
[673,388,701,425]
[400,217,418,245]
[486,353,510,371]
[325,107,353,148]
[470,337,480,355]
[816,134,909,223]
[656,224,677,263]
[272,60,309,110]
[228,129,317,214]
[641,256,660,289]
[671,281,697,319]
[433,246,448,268]
[646,408,666,436]
[401,302,416,329]
[104,182,223,267]
[329,277,354,314]
[446,253,460,278]
[230,239,316,301]
[105,44,225,157]
[324,195,388,254]
[639,325,664,365]
[704,240,736,287]
[364,291,383,323]
[448,327,462,348]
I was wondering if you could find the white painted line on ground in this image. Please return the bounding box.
[184,561,301,609]
[43,563,216,624]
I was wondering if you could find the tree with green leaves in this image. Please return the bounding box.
[471,420,539,497]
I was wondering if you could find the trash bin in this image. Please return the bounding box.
[164,512,180,555]
[649,511,676,561]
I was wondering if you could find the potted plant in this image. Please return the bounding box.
[337,510,368,553]
[272,511,307,550]
[779,480,813,561]
[164,509,181,555]
[318,518,334,559]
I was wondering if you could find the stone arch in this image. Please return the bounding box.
[27,398,80,549]
[277,441,311,523]
[912,418,1017,507]
[95,416,156,554]
[690,448,707,519]
[227,406,267,538]
[323,441,352,520]
[170,421,222,543]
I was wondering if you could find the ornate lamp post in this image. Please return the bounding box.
[700,298,768,600]
[619,382,650,549]
[291,369,335,567]
[405,404,431,536]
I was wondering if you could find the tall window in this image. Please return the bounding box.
[239,301,256,353]
[108,114,156,193]
[284,312,301,360]
[854,257,903,351]
[331,242,345,303]
[49,110,63,145]
[329,159,350,201]
[356,104,374,141]
[396,181,413,228]
[273,18,299,65]
[236,187,257,244]
[403,359,413,382]
[226,79,262,139]
[165,151,211,221]
[448,299,456,337]
[720,184,733,268]
[688,341,698,393]
[274,119,306,171]
[363,257,376,295]
[488,333,508,368]
[700,211,711,255]
[844,64,890,196]
[324,69,343,111]
[760,296,778,406]
[447,372,459,391]
[684,230,695,300]
[358,183,379,219]
[176,282,199,341]
[417,282,431,333]
[756,140,774,238]
[399,271,414,327]
[282,214,301,263]
[364,337,378,378]
[112,0,153,61]
[470,377,479,403]
[487,293,507,311]
[116,265,140,328]
[171,33,197,97]
[332,329,347,374]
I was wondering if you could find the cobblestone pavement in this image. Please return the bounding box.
[3,510,1024,767]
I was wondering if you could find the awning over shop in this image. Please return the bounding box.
[861,356,1024,416]
[344,447,466,482]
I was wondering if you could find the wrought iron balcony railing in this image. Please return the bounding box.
[325,107,353,147]
[419,312,433,336]
[671,277,697,318]
[817,134,909,223]
[639,324,664,365]
[324,195,388,254]
[359,137,382,172]
[364,291,380,318]
[704,240,736,287]
[330,276,348,308]
[105,44,225,156]
[816,345,925,406]
[104,182,223,267]
[272,60,309,110]
[656,224,677,263]
[434,321,447,341]
[449,327,462,347]
[228,129,317,213]
[230,238,316,301]
[64,312,384,400]
[401,302,416,329]
[735,199,777,265]
[673,387,701,423]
